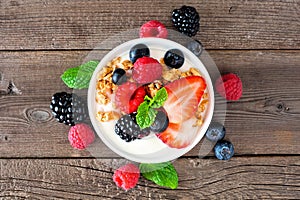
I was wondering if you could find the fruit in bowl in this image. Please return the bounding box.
[88,38,214,163]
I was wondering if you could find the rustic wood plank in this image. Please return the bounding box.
[0,50,300,158]
[0,157,299,199]
[0,0,299,50]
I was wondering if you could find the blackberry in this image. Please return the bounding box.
[50,92,87,126]
[115,113,150,142]
[172,5,200,37]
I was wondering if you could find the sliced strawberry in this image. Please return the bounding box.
[163,76,206,123]
[115,82,146,114]
[156,121,199,149]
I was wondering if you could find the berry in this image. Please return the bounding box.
[140,20,168,38]
[115,82,146,114]
[129,43,150,64]
[156,122,199,149]
[115,113,150,142]
[163,49,185,69]
[113,163,140,191]
[214,140,234,160]
[186,40,203,56]
[112,68,127,85]
[215,73,243,101]
[68,123,95,149]
[205,122,226,142]
[50,92,87,126]
[150,111,169,133]
[172,6,200,37]
[163,76,206,123]
[132,57,163,84]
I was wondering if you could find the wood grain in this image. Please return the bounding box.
[0,157,299,199]
[0,0,299,50]
[0,50,299,158]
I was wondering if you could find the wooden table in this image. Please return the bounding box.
[1,0,299,199]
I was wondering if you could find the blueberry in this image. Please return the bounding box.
[150,111,169,133]
[163,49,185,69]
[214,140,234,160]
[129,44,150,63]
[186,40,203,56]
[205,122,226,142]
[112,68,127,85]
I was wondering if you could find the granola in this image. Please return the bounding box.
[96,111,121,122]
[95,55,209,127]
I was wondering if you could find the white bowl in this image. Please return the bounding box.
[88,38,214,163]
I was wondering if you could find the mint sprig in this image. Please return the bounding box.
[139,162,178,189]
[136,88,168,129]
[136,102,158,130]
[149,87,168,108]
[61,60,99,89]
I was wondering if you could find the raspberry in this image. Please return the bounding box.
[68,123,95,149]
[215,73,243,101]
[113,163,140,191]
[115,82,146,114]
[139,20,168,38]
[132,57,163,84]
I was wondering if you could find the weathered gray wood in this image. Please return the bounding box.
[0,50,299,158]
[0,157,299,199]
[0,0,299,50]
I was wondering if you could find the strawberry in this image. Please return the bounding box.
[156,121,199,149]
[163,76,206,123]
[115,82,146,114]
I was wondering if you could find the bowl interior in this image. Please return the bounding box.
[88,38,214,163]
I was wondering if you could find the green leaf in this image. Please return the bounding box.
[136,87,168,129]
[140,162,178,189]
[61,60,99,89]
[136,102,157,129]
[61,67,80,88]
[150,87,168,108]
[144,95,152,103]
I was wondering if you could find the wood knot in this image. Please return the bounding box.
[229,6,237,14]
[276,102,289,112]
[1,135,9,142]
[26,108,52,123]
[7,81,22,95]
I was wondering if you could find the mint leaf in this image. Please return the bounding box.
[150,88,168,108]
[61,60,99,89]
[136,102,157,129]
[140,162,178,189]
[144,95,152,103]
[136,87,168,129]
[61,67,80,88]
